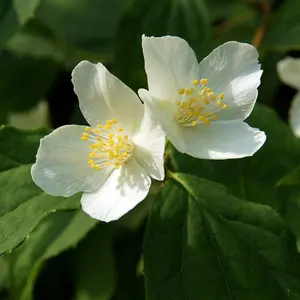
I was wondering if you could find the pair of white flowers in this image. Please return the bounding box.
[31,35,266,222]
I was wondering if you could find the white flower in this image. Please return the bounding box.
[31,61,165,222]
[139,35,266,159]
[277,57,300,137]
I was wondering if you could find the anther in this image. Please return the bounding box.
[88,152,96,159]
[217,100,223,107]
[107,119,117,125]
[200,78,208,85]
[175,77,227,127]
[209,93,216,101]
[178,88,185,95]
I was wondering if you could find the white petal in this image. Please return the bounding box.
[81,159,151,222]
[71,61,113,126]
[142,35,198,100]
[198,41,262,121]
[277,57,300,90]
[72,61,143,134]
[289,92,300,137]
[96,63,144,135]
[181,121,266,159]
[138,88,186,153]
[31,125,112,197]
[132,103,165,181]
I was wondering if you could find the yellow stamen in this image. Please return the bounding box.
[176,78,226,127]
[209,92,216,101]
[88,152,96,159]
[81,118,134,171]
[107,119,117,125]
[200,78,208,85]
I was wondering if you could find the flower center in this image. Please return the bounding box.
[176,78,227,127]
[80,119,134,170]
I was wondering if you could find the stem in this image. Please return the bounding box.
[252,0,271,48]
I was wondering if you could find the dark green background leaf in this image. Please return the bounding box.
[0,0,41,48]
[263,0,300,52]
[10,210,97,300]
[0,53,57,123]
[144,174,300,299]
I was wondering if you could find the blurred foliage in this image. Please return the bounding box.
[1,0,300,299]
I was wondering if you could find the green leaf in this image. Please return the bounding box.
[36,0,129,53]
[113,0,211,90]
[6,22,65,62]
[9,210,97,300]
[277,166,300,187]
[0,0,41,48]
[5,19,112,67]
[263,0,300,51]
[0,53,57,122]
[0,256,9,292]
[144,174,300,299]
[168,103,300,238]
[0,127,80,255]
[211,3,258,50]
[74,223,116,300]
[111,224,146,300]
[13,0,40,23]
